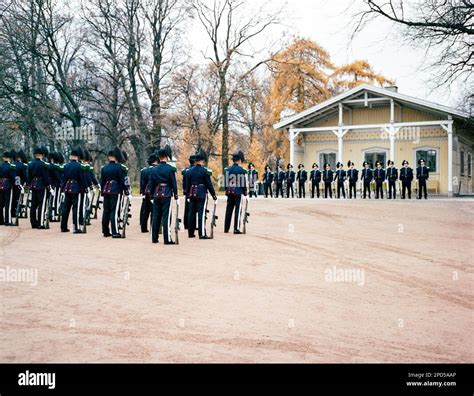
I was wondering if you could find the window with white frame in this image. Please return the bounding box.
[416,149,437,173]
[468,153,472,178]
[319,152,337,170]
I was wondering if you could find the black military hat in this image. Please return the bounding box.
[147,152,159,165]
[56,152,65,164]
[107,147,123,162]
[83,149,92,162]
[16,149,28,162]
[418,158,425,165]
[70,146,82,158]
[41,146,49,157]
[265,164,271,170]
[232,150,245,162]
[347,160,354,167]
[188,154,196,164]
[402,160,409,165]
[2,150,14,159]
[324,163,330,167]
[312,163,317,168]
[287,163,293,169]
[387,160,394,166]
[157,146,171,160]
[363,161,369,166]
[248,162,254,168]
[121,149,128,163]
[376,161,382,166]
[195,148,208,162]
[33,146,43,155]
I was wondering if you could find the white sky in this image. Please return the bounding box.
[187,0,463,108]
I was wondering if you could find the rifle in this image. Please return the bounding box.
[84,188,95,226]
[91,188,102,219]
[121,194,131,238]
[44,190,52,229]
[14,188,25,226]
[25,189,31,219]
[210,199,218,239]
[242,195,250,234]
[57,192,65,222]
[174,199,181,245]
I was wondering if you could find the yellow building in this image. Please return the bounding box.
[274,85,473,196]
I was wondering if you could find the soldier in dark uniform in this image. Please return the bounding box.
[360,161,373,199]
[248,163,258,198]
[47,152,64,222]
[224,151,247,234]
[286,164,295,198]
[347,161,358,199]
[297,164,307,198]
[149,146,178,244]
[262,165,273,198]
[27,146,51,229]
[400,160,414,199]
[182,155,196,229]
[100,147,129,238]
[12,149,28,221]
[139,152,159,233]
[60,147,89,233]
[334,162,346,199]
[323,163,333,198]
[186,149,217,239]
[416,158,429,199]
[309,163,321,198]
[0,150,19,226]
[275,165,285,198]
[374,161,386,199]
[386,160,398,199]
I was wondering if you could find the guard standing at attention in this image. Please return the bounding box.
[224,151,247,234]
[361,161,373,199]
[149,146,178,244]
[400,160,414,199]
[186,149,217,239]
[12,149,28,221]
[182,155,196,230]
[27,146,51,229]
[262,165,274,198]
[0,150,19,226]
[416,158,429,199]
[297,164,307,198]
[60,147,89,234]
[386,160,398,199]
[374,161,386,199]
[309,163,321,199]
[140,152,159,233]
[100,147,129,238]
[286,164,295,198]
[323,163,334,199]
[275,165,285,198]
[347,161,358,199]
[248,163,258,198]
[334,162,346,199]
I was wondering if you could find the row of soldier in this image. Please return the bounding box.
[0,146,250,244]
[252,159,430,200]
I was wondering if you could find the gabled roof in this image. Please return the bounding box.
[273,84,470,130]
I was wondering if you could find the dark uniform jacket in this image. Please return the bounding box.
[0,161,17,191]
[224,163,247,196]
[310,169,321,183]
[334,169,346,182]
[28,159,50,190]
[48,163,63,188]
[347,168,359,182]
[286,170,296,183]
[100,161,128,195]
[186,164,216,200]
[140,166,153,195]
[14,160,27,185]
[297,170,307,183]
[360,168,373,183]
[149,162,178,199]
[62,160,88,194]
[276,170,285,183]
[400,167,414,182]
[386,167,398,181]
[323,169,334,183]
[263,170,274,184]
[374,168,386,182]
[416,166,429,181]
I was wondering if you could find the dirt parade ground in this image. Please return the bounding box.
[0,197,473,363]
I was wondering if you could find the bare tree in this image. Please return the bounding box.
[354,0,473,86]
[191,0,283,170]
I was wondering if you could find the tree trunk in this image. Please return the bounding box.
[220,73,229,171]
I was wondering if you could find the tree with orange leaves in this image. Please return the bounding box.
[331,60,394,91]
